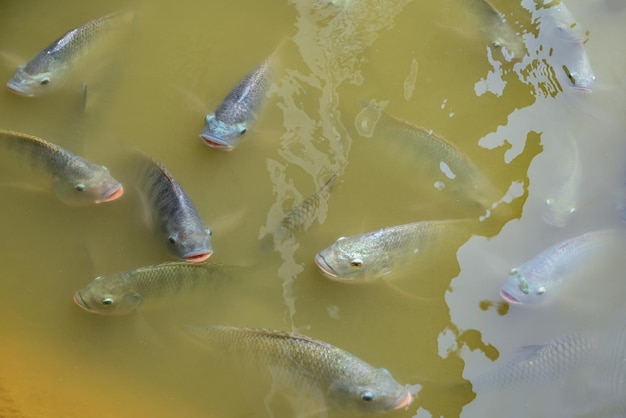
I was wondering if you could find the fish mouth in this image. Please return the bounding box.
[500,289,520,304]
[97,185,124,203]
[73,291,90,311]
[391,389,413,410]
[184,251,212,263]
[199,134,235,152]
[314,254,338,279]
[6,81,33,97]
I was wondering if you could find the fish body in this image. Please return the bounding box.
[274,174,337,242]
[543,137,580,227]
[472,332,593,389]
[315,219,469,282]
[183,325,413,413]
[135,153,212,262]
[7,11,134,97]
[358,102,501,210]
[73,262,232,315]
[473,0,526,61]
[500,229,624,304]
[200,60,272,151]
[0,129,123,204]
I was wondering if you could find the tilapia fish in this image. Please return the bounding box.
[135,152,212,262]
[7,10,134,97]
[315,219,470,282]
[183,325,413,413]
[356,101,502,211]
[73,262,232,315]
[200,59,272,151]
[471,332,593,389]
[472,0,526,61]
[500,229,625,305]
[0,129,123,204]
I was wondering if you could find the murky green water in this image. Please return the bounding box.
[0,0,624,417]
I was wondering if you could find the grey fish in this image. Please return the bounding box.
[501,229,625,305]
[315,219,470,283]
[7,10,134,97]
[355,101,501,211]
[0,129,123,204]
[543,136,580,227]
[73,262,232,315]
[473,0,526,61]
[471,332,593,389]
[200,60,272,151]
[135,152,212,262]
[183,325,413,413]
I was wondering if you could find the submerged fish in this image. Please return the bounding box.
[7,10,134,97]
[135,153,212,262]
[356,101,501,211]
[473,0,526,61]
[183,325,413,413]
[536,1,595,91]
[471,332,593,389]
[0,129,123,204]
[543,136,580,227]
[315,219,470,283]
[500,229,625,305]
[274,174,337,242]
[200,59,272,151]
[73,262,232,315]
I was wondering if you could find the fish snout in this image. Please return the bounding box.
[184,251,213,263]
[73,291,90,311]
[314,253,338,279]
[98,185,124,203]
[199,133,235,152]
[6,80,33,97]
[391,389,414,410]
[500,289,520,304]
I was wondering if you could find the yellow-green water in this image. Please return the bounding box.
[0,0,624,417]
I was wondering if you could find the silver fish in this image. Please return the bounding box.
[543,136,580,227]
[0,129,123,204]
[315,219,470,283]
[73,262,232,315]
[473,0,526,61]
[7,10,134,97]
[135,153,212,263]
[355,101,501,211]
[200,59,272,151]
[471,332,593,389]
[183,325,413,413]
[500,229,625,305]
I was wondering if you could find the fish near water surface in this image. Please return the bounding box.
[543,135,580,227]
[73,262,232,315]
[200,59,272,151]
[315,219,471,283]
[500,229,626,305]
[183,325,413,413]
[135,152,212,263]
[7,10,134,97]
[472,0,526,61]
[0,129,123,204]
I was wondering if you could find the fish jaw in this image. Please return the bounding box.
[6,78,34,97]
[199,133,235,151]
[500,289,520,304]
[390,389,414,410]
[96,184,124,203]
[184,250,212,263]
[314,253,339,279]
[73,291,91,311]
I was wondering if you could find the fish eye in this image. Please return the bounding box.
[101,297,113,306]
[206,228,212,236]
[350,258,363,268]
[536,287,546,295]
[168,235,178,245]
[239,128,247,135]
[40,78,49,85]
[492,40,502,48]
[74,183,86,192]
[562,65,576,85]
[360,391,375,402]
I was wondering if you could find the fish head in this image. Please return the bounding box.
[562,64,595,93]
[73,276,143,315]
[500,268,546,304]
[166,227,213,263]
[53,164,124,205]
[6,64,57,97]
[328,368,412,412]
[315,236,381,283]
[199,114,246,151]
[543,197,576,227]
[489,34,526,62]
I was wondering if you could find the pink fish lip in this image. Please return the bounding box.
[184,251,212,263]
[500,289,520,304]
[314,254,338,279]
[199,134,234,152]
[6,81,33,97]
[391,389,413,410]
[73,291,90,311]
[97,185,124,203]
